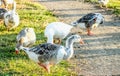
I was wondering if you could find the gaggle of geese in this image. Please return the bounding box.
[0,0,109,73]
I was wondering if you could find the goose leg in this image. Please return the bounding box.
[38,63,50,73]
[87,28,94,36]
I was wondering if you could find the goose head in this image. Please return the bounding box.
[15,45,30,54]
[15,39,24,54]
[67,34,84,44]
[95,13,104,24]
[64,34,84,60]
[66,34,84,49]
[15,28,36,54]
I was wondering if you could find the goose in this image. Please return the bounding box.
[98,0,109,8]
[15,28,36,54]
[71,13,104,36]
[44,22,77,44]
[17,34,84,73]
[4,1,19,30]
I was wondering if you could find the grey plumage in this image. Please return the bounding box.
[0,8,7,19]
[71,13,104,28]
[29,43,61,63]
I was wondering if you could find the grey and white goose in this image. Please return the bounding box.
[17,34,84,73]
[4,1,19,30]
[15,28,36,54]
[71,13,104,36]
[0,0,14,21]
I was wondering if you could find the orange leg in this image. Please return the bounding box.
[87,28,94,36]
[38,63,50,73]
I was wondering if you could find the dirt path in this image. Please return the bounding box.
[37,0,120,75]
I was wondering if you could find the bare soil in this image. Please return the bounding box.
[36,0,120,75]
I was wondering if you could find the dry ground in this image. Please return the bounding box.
[36,0,120,75]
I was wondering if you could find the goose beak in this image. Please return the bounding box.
[80,39,84,44]
[15,50,19,54]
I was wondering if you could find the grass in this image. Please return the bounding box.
[108,0,120,16]
[0,0,76,75]
[86,0,120,16]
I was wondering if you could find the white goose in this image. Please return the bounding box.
[18,34,84,73]
[45,22,75,44]
[71,13,104,36]
[15,28,36,54]
[98,0,109,8]
[4,1,19,30]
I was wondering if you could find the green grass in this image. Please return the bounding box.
[108,0,120,16]
[87,0,120,16]
[0,0,76,75]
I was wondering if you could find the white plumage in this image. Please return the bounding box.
[15,28,36,54]
[4,1,19,30]
[44,22,73,44]
[98,0,109,8]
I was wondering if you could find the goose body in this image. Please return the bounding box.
[18,34,84,73]
[71,13,104,35]
[4,1,19,30]
[44,22,73,44]
[15,28,36,54]
[22,43,66,64]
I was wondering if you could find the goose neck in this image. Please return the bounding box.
[65,38,74,49]
[63,39,74,60]
[65,38,74,53]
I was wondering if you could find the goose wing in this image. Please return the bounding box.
[77,13,96,23]
[30,43,61,62]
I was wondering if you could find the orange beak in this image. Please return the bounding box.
[80,39,84,44]
[15,50,19,54]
